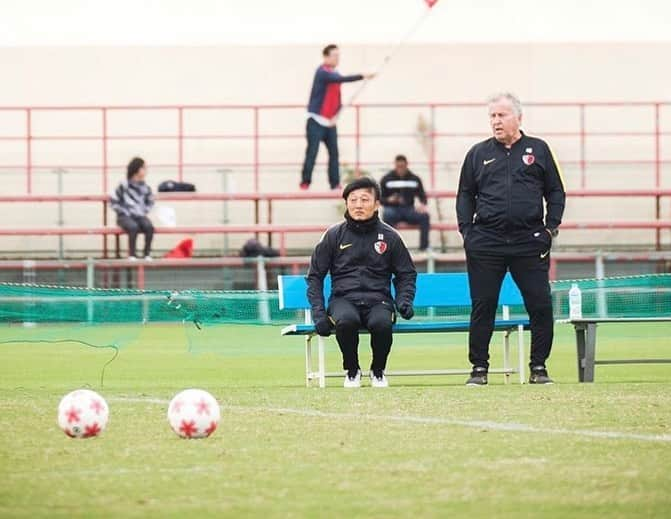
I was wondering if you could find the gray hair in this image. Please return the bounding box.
[487,92,523,116]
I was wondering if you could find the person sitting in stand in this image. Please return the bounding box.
[380,155,431,251]
[110,157,154,260]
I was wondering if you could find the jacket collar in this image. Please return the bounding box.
[344,211,380,234]
[493,130,526,150]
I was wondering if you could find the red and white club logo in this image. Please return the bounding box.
[374,241,388,254]
[522,154,535,166]
[167,389,221,439]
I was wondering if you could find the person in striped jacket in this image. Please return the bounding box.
[110,157,155,260]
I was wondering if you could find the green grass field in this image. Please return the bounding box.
[1,323,670,518]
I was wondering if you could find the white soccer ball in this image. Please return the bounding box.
[57,389,109,439]
[167,389,221,439]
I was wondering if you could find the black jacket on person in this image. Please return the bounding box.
[306,212,417,322]
[456,132,566,254]
[380,170,428,207]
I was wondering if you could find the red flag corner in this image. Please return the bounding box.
[424,0,439,7]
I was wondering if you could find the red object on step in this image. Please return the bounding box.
[164,238,194,258]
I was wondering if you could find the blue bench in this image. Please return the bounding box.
[279,272,531,387]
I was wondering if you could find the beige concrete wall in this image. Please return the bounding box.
[1,43,669,255]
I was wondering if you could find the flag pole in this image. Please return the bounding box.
[345,0,441,107]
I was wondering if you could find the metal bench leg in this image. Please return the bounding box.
[575,323,587,382]
[318,336,326,388]
[575,322,597,383]
[503,330,511,385]
[305,335,313,387]
[584,323,597,383]
[517,324,525,384]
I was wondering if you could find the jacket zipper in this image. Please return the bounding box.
[506,151,512,244]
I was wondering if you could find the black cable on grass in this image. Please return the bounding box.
[0,339,119,388]
[99,344,119,387]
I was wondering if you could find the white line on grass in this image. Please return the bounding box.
[7,466,223,480]
[110,397,671,444]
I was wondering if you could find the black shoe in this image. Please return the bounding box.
[347,368,361,379]
[466,367,488,386]
[343,368,362,388]
[371,368,384,379]
[529,366,554,385]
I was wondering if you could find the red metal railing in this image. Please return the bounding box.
[1,101,670,252]
[1,188,670,254]
[1,101,669,191]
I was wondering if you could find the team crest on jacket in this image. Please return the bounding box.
[522,154,535,166]
[374,241,388,255]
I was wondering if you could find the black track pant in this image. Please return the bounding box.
[383,206,430,250]
[117,215,154,257]
[300,118,340,189]
[466,250,554,369]
[327,298,395,374]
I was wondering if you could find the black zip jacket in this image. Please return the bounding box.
[456,132,566,253]
[380,170,428,207]
[306,212,417,321]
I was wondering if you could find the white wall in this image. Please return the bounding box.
[3,43,671,105]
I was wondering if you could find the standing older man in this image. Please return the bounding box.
[456,93,566,385]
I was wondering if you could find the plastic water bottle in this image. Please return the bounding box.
[569,283,582,320]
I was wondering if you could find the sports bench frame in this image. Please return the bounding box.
[562,317,671,382]
[279,272,531,387]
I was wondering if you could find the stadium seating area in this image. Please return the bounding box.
[0,101,669,291]
[1,102,670,262]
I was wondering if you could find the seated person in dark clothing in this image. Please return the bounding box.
[306,177,417,388]
[380,155,431,251]
[110,157,155,260]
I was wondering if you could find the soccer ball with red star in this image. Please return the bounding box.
[167,389,221,439]
[57,389,109,439]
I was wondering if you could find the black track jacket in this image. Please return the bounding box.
[306,212,417,321]
[456,132,566,254]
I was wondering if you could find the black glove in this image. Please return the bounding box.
[398,301,414,320]
[314,316,333,337]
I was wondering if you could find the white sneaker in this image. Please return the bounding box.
[128,255,138,261]
[343,369,362,388]
[144,255,153,261]
[370,371,389,388]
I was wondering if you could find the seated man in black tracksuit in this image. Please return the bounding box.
[306,177,417,388]
[380,155,430,251]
